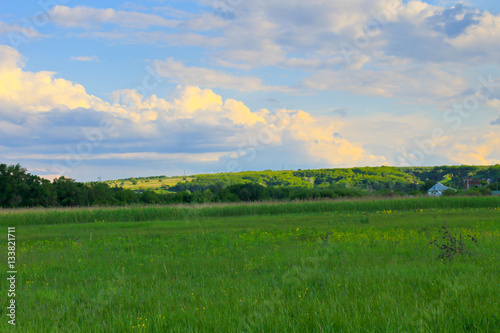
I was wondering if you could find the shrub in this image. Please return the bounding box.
[466,187,492,196]
[429,226,477,260]
[359,214,370,224]
[442,189,458,196]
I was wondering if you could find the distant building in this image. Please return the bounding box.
[428,182,451,197]
[464,178,490,190]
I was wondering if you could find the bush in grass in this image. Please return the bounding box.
[429,226,478,260]
[289,188,338,201]
[466,187,492,196]
[442,189,458,196]
[359,214,370,224]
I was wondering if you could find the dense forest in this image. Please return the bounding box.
[1,163,499,208]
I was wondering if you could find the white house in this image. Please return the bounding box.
[427,182,451,197]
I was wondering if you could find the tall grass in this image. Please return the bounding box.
[1,196,499,226]
[0,209,498,332]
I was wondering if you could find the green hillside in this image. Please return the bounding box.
[109,165,500,195]
[105,175,195,193]
[2,163,499,208]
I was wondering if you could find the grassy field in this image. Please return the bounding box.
[2,196,500,226]
[104,176,194,192]
[0,198,499,332]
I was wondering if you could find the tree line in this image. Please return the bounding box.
[1,163,498,208]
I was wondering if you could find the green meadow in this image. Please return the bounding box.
[105,176,195,192]
[1,197,499,332]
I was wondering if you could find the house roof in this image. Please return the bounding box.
[428,182,449,192]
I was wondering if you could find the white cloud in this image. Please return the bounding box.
[438,131,500,165]
[0,20,45,37]
[8,151,226,163]
[0,45,385,178]
[396,0,439,25]
[446,11,500,57]
[48,1,499,71]
[70,55,100,62]
[282,57,343,71]
[111,86,266,127]
[0,21,22,35]
[302,61,468,100]
[48,5,179,29]
[181,13,229,31]
[0,20,47,47]
[0,45,109,113]
[136,0,492,104]
[153,58,293,92]
[39,174,62,182]
[70,31,226,48]
[4,0,500,179]
[488,99,500,108]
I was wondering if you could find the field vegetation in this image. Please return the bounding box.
[106,176,194,193]
[2,196,500,226]
[1,197,499,332]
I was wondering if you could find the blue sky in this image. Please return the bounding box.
[1,0,500,181]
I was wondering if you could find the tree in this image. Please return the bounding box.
[421,179,436,193]
[23,175,57,207]
[87,182,118,206]
[53,177,89,206]
[0,164,57,207]
[140,190,164,204]
[114,188,138,204]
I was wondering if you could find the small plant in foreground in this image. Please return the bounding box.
[429,226,478,260]
[359,214,369,224]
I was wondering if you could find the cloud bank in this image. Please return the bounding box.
[0,46,386,180]
[1,0,500,180]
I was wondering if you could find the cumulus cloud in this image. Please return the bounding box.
[161,0,498,101]
[41,1,500,103]
[276,110,385,166]
[384,124,500,167]
[48,2,500,67]
[2,40,496,180]
[427,3,481,38]
[0,45,383,180]
[446,10,500,58]
[0,46,116,116]
[3,0,499,178]
[438,132,500,165]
